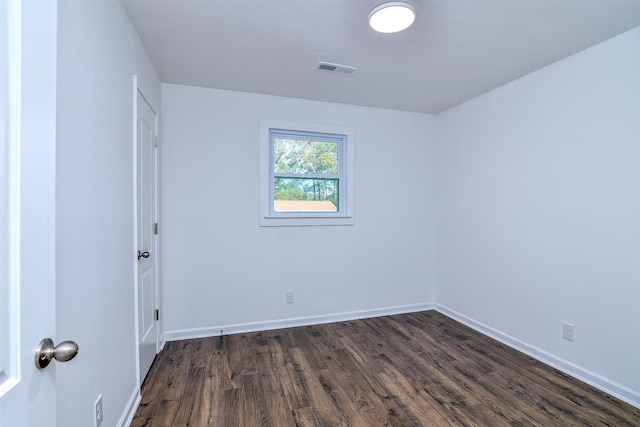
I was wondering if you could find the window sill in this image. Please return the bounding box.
[260,214,354,227]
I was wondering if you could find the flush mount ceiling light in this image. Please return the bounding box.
[369,2,416,33]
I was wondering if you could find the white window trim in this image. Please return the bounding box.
[260,119,355,227]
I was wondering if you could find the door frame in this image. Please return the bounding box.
[132,75,161,387]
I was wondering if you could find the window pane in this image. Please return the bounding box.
[274,177,339,212]
[273,137,338,175]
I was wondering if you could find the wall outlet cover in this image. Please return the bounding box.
[562,322,575,342]
[94,395,103,427]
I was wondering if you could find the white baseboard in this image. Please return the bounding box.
[435,304,640,409]
[118,386,141,427]
[163,302,435,342]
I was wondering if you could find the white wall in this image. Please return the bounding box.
[160,84,437,336]
[56,1,160,426]
[436,27,640,404]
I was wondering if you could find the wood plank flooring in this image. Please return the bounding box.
[132,311,640,426]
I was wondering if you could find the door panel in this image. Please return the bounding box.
[0,0,58,425]
[136,90,158,383]
[140,265,155,342]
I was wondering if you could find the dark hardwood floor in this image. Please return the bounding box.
[132,311,640,426]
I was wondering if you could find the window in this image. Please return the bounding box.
[260,120,354,226]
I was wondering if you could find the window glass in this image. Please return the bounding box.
[273,137,338,175]
[270,130,343,214]
[274,178,339,212]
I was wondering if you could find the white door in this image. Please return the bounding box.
[0,0,60,425]
[136,89,159,383]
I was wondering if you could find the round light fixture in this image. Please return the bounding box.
[368,2,416,33]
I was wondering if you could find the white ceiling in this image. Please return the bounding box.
[123,0,640,114]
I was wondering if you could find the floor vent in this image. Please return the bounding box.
[316,61,359,75]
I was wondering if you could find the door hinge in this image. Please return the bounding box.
[155,309,159,321]
[154,222,158,235]
[153,135,159,147]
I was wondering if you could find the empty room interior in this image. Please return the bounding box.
[3,0,640,426]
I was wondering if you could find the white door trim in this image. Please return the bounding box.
[132,75,141,388]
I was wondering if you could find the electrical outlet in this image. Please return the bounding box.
[563,322,575,342]
[285,291,294,304]
[94,395,103,426]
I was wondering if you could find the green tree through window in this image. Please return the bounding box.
[271,131,342,212]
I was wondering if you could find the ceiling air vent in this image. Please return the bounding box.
[316,61,359,75]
